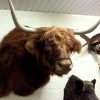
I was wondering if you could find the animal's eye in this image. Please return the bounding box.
[45,46,52,55]
[92,42,98,45]
[51,43,57,47]
[45,46,52,51]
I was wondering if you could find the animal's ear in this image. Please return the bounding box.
[75,80,84,91]
[91,79,96,88]
[25,40,36,54]
[74,39,82,53]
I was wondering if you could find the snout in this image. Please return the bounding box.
[55,58,72,76]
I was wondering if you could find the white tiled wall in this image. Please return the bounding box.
[0,10,100,100]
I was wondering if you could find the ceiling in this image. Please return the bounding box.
[0,0,100,16]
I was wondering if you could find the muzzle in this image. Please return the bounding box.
[54,58,73,76]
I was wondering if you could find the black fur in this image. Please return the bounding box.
[63,75,99,100]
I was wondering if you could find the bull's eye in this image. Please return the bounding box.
[92,41,99,46]
[45,46,52,52]
[44,46,53,61]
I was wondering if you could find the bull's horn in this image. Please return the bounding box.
[8,0,36,32]
[75,19,100,34]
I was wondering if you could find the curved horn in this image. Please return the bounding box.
[8,0,36,32]
[75,19,100,34]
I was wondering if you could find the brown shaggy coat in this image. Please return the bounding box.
[0,26,82,97]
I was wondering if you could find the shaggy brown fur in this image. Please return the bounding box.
[63,75,99,100]
[0,26,82,97]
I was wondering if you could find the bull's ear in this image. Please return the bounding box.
[25,40,36,54]
[91,79,96,88]
[75,80,84,91]
[74,40,82,53]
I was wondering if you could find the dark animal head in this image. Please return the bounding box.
[64,75,99,100]
[88,33,100,55]
[25,27,82,76]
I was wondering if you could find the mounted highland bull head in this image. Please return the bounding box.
[0,0,99,97]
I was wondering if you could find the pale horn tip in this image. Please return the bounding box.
[75,19,100,35]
